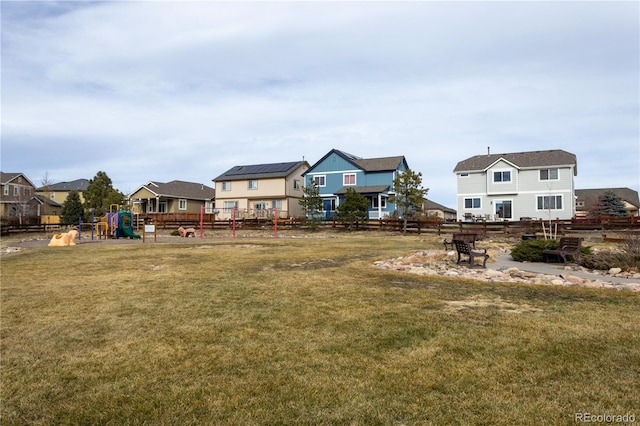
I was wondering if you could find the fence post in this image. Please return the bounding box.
[232,207,236,239]
[274,208,278,238]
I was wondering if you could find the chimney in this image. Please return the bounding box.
[487,146,490,156]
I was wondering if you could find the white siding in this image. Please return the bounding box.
[456,166,576,221]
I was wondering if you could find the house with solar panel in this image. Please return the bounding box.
[302,149,409,219]
[212,161,309,219]
[453,149,577,221]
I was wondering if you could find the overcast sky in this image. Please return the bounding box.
[2,1,638,208]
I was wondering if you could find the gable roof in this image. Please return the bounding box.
[334,185,390,195]
[576,188,640,208]
[453,149,577,174]
[305,149,408,174]
[214,161,308,181]
[131,180,215,200]
[0,172,35,187]
[38,179,90,191]
[32,195,62,207]
[424,198,456,214]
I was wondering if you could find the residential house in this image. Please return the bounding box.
[302,149,409,219]
[575,188,639,218]
[35,178,89,223]
[453,149,577,221]
[128,180,215,215]
[213,161,309,219]
[423,199,457,221]
[0,172,40,224]
[36,178,90,205]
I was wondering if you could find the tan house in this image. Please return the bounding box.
[36,178,89,205]
[0,172,40,224]
[213,161,309,219]
[575,188,639,218]
[128,180,215,215]
[423,199,457,221]
[35,178,89,223]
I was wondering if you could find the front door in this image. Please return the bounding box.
[323,199,332,219]
[495,200,513,220]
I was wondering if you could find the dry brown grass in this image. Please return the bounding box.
[1,232,639,425]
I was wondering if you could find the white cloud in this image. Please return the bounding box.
[2,1,638,206]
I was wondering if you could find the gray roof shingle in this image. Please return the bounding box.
[141,180,215,200]
[453,149,577,174]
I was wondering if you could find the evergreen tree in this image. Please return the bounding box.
[60,190,85,224]
[83,171,125,215]
[388,169,429,234]
[299,180,324,230]
[336,188,369,229]
[599,191,628,217]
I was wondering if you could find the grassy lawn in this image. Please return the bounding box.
[1,233,638,425]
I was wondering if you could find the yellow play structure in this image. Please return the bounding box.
[48,230,79,247]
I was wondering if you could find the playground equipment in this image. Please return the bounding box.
[93,208,141,240]
[48,230,79,246]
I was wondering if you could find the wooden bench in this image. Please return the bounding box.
[443,233,477,250]
[542,237,583,265]
[453,239,489,268]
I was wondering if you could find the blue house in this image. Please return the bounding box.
[303,149,409,219]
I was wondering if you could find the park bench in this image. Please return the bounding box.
[542,237,583,265]
[443,233,477,251]
[453,239,489,268]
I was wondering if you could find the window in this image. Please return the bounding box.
[313,175,326,187]
[540,168,559,181]
[460,173,469,178]
[223,201,238,212]
[221,181,231,191]
[248,180,258,190]
[343,173,356,185]
[293,179,301,190]
[372,197,387,209]
[14,186,19,196]
[178,199,187,210]
[537,195,563,210]
[3,186,8,196]
[50,192,56,199]
[272,199,282,209]
[464,198,481,209]
[158,202,167,213]
[493,171,511,182]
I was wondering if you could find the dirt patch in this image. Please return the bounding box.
[443,295,543,314]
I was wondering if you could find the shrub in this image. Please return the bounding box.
[510,239,592,263]
[510,239,556,262]
[580,250,640,273]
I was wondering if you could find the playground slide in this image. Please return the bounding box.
[119,225,141,239]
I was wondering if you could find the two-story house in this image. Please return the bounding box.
[213,161,309,219]
[35,178,89,223]
[453,149,577,221]
[0,172,40,224]
[303,149,409,219]
[36,178,90,205]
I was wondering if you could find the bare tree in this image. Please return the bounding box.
[40,172,54,217]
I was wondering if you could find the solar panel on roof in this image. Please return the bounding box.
[225,162,296,176]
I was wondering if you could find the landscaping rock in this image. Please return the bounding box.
[374,250,640,292]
